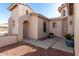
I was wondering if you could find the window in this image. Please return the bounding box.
[70,21,72,25]
[63,10,65,16]
[43,21,47,32]
[26,10,28,15]
[53,22,56,28]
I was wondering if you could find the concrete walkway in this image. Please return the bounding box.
[51,39,73,53]
[23,38,57,49]
[23,38,73,53]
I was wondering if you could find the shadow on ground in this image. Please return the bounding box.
[0,42,74,56]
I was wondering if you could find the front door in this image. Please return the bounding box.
[23,21,29,38]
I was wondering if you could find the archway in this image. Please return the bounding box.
[23,21,29,39]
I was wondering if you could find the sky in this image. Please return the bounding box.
[0,3,62,24]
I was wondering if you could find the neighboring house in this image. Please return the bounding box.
[8,3,74,42]
[0,23,8,32]
[0,23,8,36]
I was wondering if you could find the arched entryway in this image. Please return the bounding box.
[23,21,29,38]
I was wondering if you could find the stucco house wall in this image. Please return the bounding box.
[8,4,23,42]
[59,3,74,36]
[48,19,62,37]
[67,16,74,35]
[8,5,19,35]
[13,4,34,35]
[38,16,49,39]
[8,4,36,41]
[28,14,38,40]
[74,3,79,56]
[18,4,34,17]
[9,3,69,41]
[8,3,74,41]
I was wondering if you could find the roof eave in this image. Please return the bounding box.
[8,3,18,11]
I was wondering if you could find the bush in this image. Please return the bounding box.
[64,33,74,47]
[64,34,74,40]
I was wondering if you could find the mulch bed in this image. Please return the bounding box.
[0,42,74,56]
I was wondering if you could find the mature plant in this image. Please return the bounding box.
[64,34,74,40]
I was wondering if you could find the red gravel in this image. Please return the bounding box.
[0,42,74,56]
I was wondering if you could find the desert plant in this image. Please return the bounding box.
[64,34,74,40]
[64,33,74,47]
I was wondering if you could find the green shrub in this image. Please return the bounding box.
[64,34,74,40]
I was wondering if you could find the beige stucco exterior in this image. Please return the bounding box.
[1,3,79,56]
[8,4,37,41]
[74,4,79,56]
[67,16,74,35]
[6,4,77,51]
[58,4,68,17]
[48,18,62,37]
[27,14,38,39]
[8,3,74,41]
[8,3,50,41]
[38,16,49,39]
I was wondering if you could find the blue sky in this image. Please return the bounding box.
[0,3,62,23]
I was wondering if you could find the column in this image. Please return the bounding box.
[74,3,79,56]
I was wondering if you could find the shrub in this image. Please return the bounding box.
[64,34,74,40]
